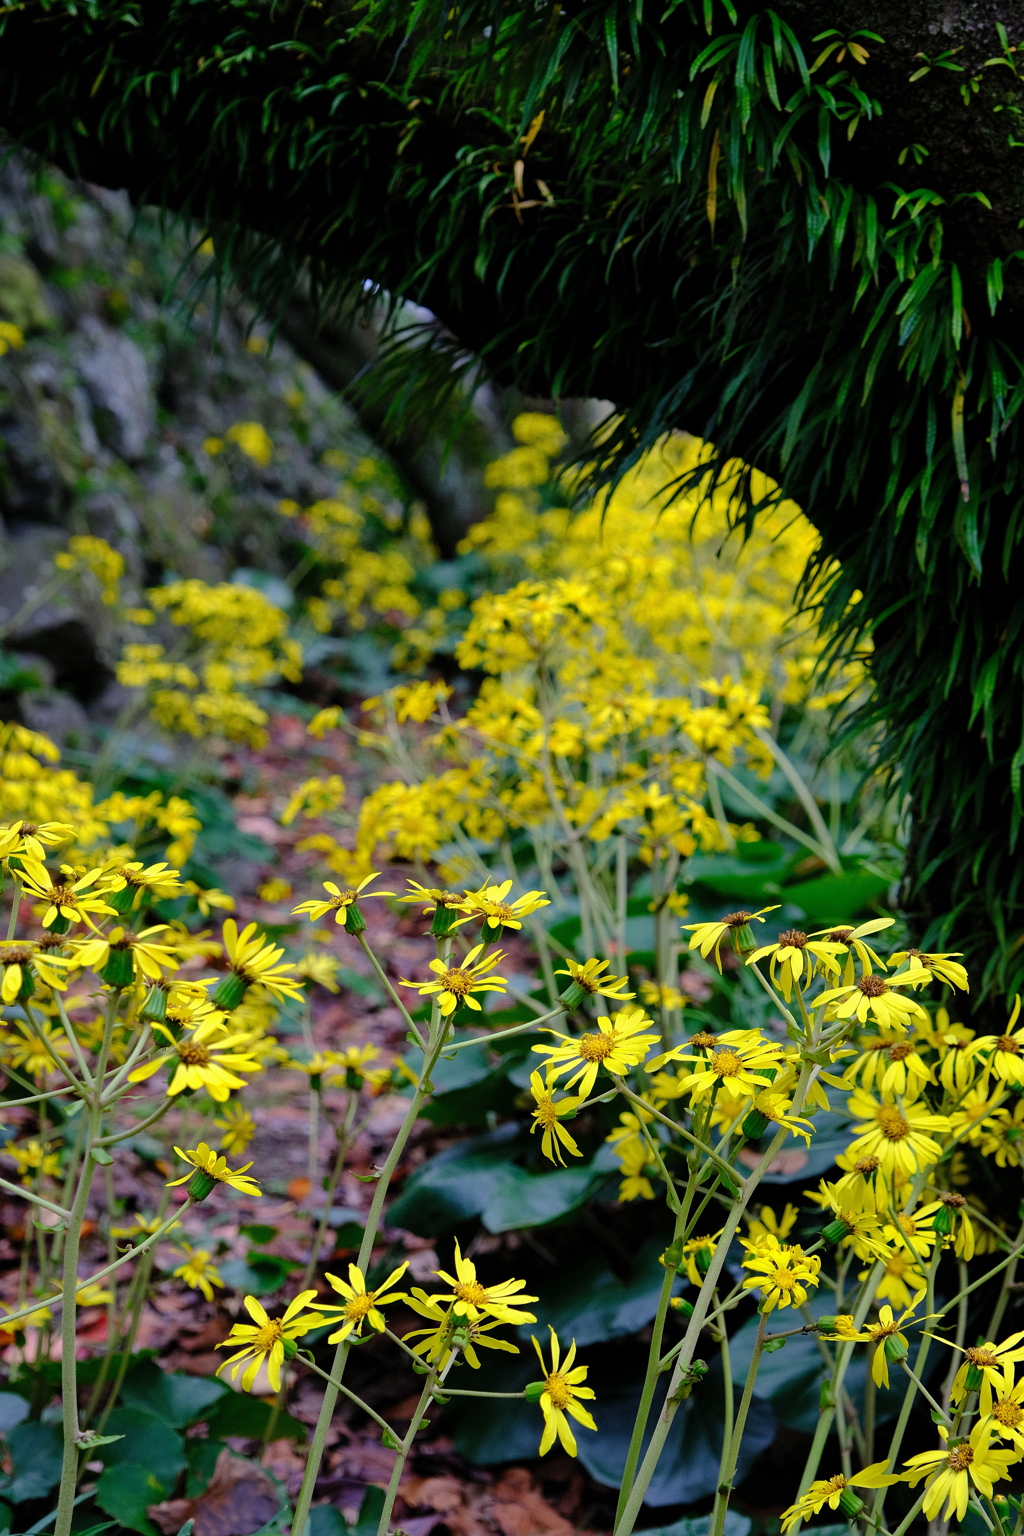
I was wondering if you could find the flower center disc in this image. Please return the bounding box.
[877,1107,911,1141]
[344,1294,376,1320]
[857,975,889,997]
[946,1444,974,1472]
[442,969,472,996]
[453,1280,489,1305]
[712,1049,742,1077]
[545,1372,572,1408]
[178,1042,212,1066]
[253,1320,284,1351]
[995,1399,1024,1427]
[579,1032,615,1061]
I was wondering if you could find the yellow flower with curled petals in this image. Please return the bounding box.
[18,860,116,931]
[529,1070,582,1165]
[401,1289,520,1370]
[214,1103,257,1156]
[172,1243,224,1302]
[166,1142,262,1198]
[814,968,933,1031]
[554,957,634,1003]
[529,1327,597,1458]
[746,926,845,997]
[901,1421,1015,1523]
[216,1291,322,1392]
[428,1242,537,1325]
[740,1234,820,1311]
[315,1262,409,1343]
[780,1463,898,1533]
[844,1089,950,1177]
[401,944,508,1017]
[533,1007,660,1098]
[682,905,777,970]
[0,940,72,1003]
[460,880,550,932]
[212,919,302,1008]
[292,873,390,925]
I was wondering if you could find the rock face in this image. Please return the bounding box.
[0,151,376,743]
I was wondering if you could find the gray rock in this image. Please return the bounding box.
[20,688,92,747]
[74,314,153,462]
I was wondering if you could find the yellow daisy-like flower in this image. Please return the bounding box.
[529,1070,582,1165]
[946,1084,1006,1147]
[682,905,778,971]
[74,1282,114,1307]
[216,1291,322,1392]
[740,1234,820,1311]
[814,967,932,1031]
[401,943,508,1017]
[533,1007,660,1098]
[553,957,634,1004]
[889,947,968,992]
[6,1138,61,1184]
[741,1090,815,1145]
[529,1327,597,1458]
[128,1017,263,1101]
[292,873,390,927]
[401,1289,521,1370]
[746,927,845,997]
[0,819,76,863]
[809,916,895,971]
[615,1139,657,1202]
[315,1261,409,1343]
[844,1089,950,1177]
[214,1103,257,1157]
[461,880,550,932]
[172,1243,225,1302]
[105,860,183,913]
[166,1142,262,1199]
[428,1242,538,1325]
[866,1245,929,1312]
[967,994,1024,1085]
[832,1302,926,1389]
[110,1211,181,1240]
[935,1331,1024,1415]
[902,1421,1015,1523]
[807,1180,888,1260]
[71,924,179,987]
[779,1463,898,1533]
[917,1191,976,1259]
[748,1203,799,1244]
[650,1028,780,1103]
[981,1378,1024,1451]
[676,1231,721,1286]
[842,1034,933,1097]
[18,860,116,932]
[212,919,303,1008]
[0,939,72,1003]
[1,1019,71,1080]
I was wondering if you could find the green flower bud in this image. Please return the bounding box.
[815,1316,841,1332]
[884,1332,909,1364]
[187,1169,218,1201]
[964,1363,984,1391]
[669,1297,695,1318]
[344,903,366,935]
[822,1218,853,1246]
[838,1490,865,1520]
[558,980,587,1011]
[430,902,459,937]
[524,1381,546,1403]
[140,982,169,1023]
[101,944,135,988]
[741,1110,770,1140]
[212,972,248,1010]
[108,883,138,915]
[282,1337,299,1361]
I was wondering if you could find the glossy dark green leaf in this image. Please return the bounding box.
[219,1254,302,1295]
[779,867,890,924]
[0,1395,28,1436]
[523,1239,673,1344]
[121,1359,229,1427]
[480,1151,616,1233]
[385,1123,522,1234]
[94,1463,168,1536]
[203,1388,307,1442]
[309,1509,347,1536]
[95,1407,187,1488]
[5,1421,62,1503]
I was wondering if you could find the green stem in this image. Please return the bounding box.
[54,1102,102,1536]
[375,1360,446,1536]
[711,1309,768,1536]
[357,932,425,1046]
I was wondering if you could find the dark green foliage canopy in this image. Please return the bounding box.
[3,0,1024,996]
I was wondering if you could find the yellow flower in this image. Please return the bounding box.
[401,943,508,1017]
[182,880,235,917]
[129,1019,263,1101]
[18,860,116,932]
[529,1070,582,1165]
[748,1203,799,1244]
[916,1192,976,1259]
[981,1378,1024,1451]
[75,1282,114,1307]
[842,1034,933,1097]
[780,1463,898,1533]
[533,1007,660,1098]
[0,820,76,863]
[809,916,895,971]
[0,940,72,1003]
[807,1180,888,1259]
[740,1234,820,1311]
[746,927,845,997]
[682,905,777,971]
[214,1103,257,1157]
[292,873,390,928]
[845,1089,950,1177]
[212,920,302,1008]
[459,880,550,932]
[1,1019,71,1080]
[315,1261,409,1343]
[110,1211,181,1240]
[901,1422,1016,1523]
[615,1139,657,1201]
[167,1142,262,1198]
[428,1242,538,1325]
[638,981,686,1011]
[814,968,932,1031]
[651,1028,780,1103]
[529,1327,597,1457]
[553,957,634,1003]
[293,952,341,991]
[172,1244,225,1302]
[6,1139,61,1184]
[867,1246,929,1313]
[677,1232,722,1286]
[742,1090,815,1144]
[978,1097,1024,1166]
[71,924,180,986]
[216,1291,322,1392]
[105,860,182,912]
[836,1303,925,1389]
[935,1331,1024,1415]
[968,995,1024,1085]
[889,947,968,992]
[401,1289,521,1370]
[946,1084,1006,1146]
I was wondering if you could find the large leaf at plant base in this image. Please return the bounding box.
[121,1359,229,1427]
[385,1122,523,1234]
[524,1239,676,1346]
[683,843,794,900]
[480,1145,618,1233]
[780,868,891,925]
[635,1513,751,1536]
[0,1396,27,1436]
[95,1407,187,1488]
[4,1421,62,1502]
[202,1387,306,1442]
[219,1253,303,1296]
[421,1067,520,1129]
[94,1463,168,1536]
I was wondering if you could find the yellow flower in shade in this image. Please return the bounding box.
[212,920,303,1008]
[748,1203,799,1244]
[128,1019,263,1101]
[844,1089,950,1177]
[74,1282,114,1307]
[931,1012,978,1092]
[615,1139,657,1202]
[746,927,845,997]
[978,1097,1024,1166]
[638,981,686,1011]
[105,860,183,912]
[167,1142,262,1198]
[1,1019,71,1080]
[740,1235,820,1311]
[805,1180,888,1260]
[0,819,76,863]
[110,1211,181,1240]
[814,968,932,1031]
[18,861,116,931]
[553,957,634,1003]
[461,880,550,933]
[779,1463,898,1533]
[533,1007,660,1098]
[0,940,72,1003]
[832,1151,885,1212]
[529,1071,582,1165]
[401,1289,521,1370]
[1,1303,52,1335]
[947,1084,1007,1146]
[529,1328,597,1457]
[216,1291,322,1391]
[315,1262,409,1343]
[71,925,179,985]
[6,1139,61,1184]
[981,1379,1024,1451]
[650,1028,780,1102]
[742,1090,815,1144]
[889,947,968,992]
[292,873,391,925]
[171,1244,225,1302]
[865,1246,928,1313]
[182,881,235,917]
[844,1303,926,1389]
[967,995,1024,1085]
[934,1331,1024,1415]
[677,1232,722,1286]
[293,952,341,991]
[401,944,508,1017]
[809,917,895,971]
[842,1034,933,1097]
[901,1422,1016,1523]
[215,1103,257,1157]
[429,1242,538,1324]
[682,906,778,971]
[917,1191,976,1259]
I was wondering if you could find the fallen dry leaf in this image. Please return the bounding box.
[148,1447,279,1536]
[489,1469,574,1536]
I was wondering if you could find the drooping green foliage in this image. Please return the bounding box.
[2,0,1024,996]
